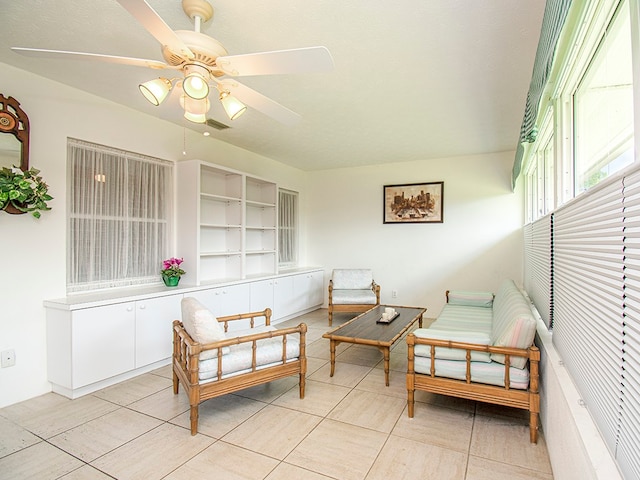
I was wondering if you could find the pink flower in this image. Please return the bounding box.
[161,257,186,278]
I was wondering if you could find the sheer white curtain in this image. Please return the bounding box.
[67,139,173,292]
[278,189,298,267]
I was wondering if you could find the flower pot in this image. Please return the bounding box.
[3,203,26,215]
[162,275,180,287]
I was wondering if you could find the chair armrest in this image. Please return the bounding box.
[407,333,540,388]
[216,308,272,331]
[445,290,494,307]
[372,281,380,303]
[173,320,307,384]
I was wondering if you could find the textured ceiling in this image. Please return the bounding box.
[0,0,545,171]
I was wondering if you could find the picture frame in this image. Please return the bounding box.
[383,181,444,224]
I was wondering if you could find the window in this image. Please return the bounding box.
[525,110,554,222]
[574,1,634,194]
[278,189,298,267]
[67,139,173,292]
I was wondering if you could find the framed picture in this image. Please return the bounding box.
[383,181,444,224]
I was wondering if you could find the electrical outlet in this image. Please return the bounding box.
[1,349,16,368]
[392,290,397,298]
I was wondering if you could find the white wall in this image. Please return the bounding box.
[0,62,523,409]
[0,63,308,407]
[306,152,524,313]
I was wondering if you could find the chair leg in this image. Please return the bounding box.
[328,307,333,326]
[190,405,199,436]
[172,368,179,394]
[299,372,306,399]
[530,411,538,444]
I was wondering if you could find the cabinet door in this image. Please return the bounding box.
[273,275,295,320]
[190,284,251,331]
[290,271,325,313]
[250,279,274,315]
[72,303,136,388]
[135,294,183,368]
[308,270,325,308]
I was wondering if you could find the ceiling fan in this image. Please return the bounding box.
[11,0,334,126]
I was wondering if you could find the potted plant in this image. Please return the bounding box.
[0,166,53,218]
[161,257,185,286]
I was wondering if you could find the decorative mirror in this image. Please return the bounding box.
[0,94,29,171]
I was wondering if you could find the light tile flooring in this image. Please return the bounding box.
[0,309,553,480]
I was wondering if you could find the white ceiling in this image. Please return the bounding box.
[0,0,545,171]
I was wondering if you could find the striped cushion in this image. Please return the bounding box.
[491,280,537,369]
[414,356,530,390]
[429,304,493,335]
[413,328,492,362]
[447,290,494,307]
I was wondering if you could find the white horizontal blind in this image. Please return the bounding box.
[553,177,625,452]
[524,214,554,327]
[619,171,640,479]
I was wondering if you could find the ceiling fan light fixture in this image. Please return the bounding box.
[139,77,172,106]
[180,94,210,124]
[183,64,210,100]
[184,111,207,123]
[219,91,247,120]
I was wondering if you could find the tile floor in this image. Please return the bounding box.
[0,309,553,480]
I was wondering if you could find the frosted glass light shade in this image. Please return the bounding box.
[183,65,210,100]
[180,95,210,124]
[139,78,172,106]
[219,91,247,120]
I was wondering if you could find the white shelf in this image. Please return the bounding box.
[177,160,279,285]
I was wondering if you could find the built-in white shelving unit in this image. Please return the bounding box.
[176,160,278,285]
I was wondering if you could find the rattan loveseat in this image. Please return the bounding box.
[173,297,307,435]
[406,280,540,443]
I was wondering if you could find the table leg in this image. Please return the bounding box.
[379,346,391,386]
[418,313,423,328]
[329,340,336,377]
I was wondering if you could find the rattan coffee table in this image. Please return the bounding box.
[322,305,426,386]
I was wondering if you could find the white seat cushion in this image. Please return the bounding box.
[331,289,377,305]
[332,269,373,289]
[198,325,300,382]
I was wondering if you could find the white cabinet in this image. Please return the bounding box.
[72,302,136,388]
[177,160,278,285]
[44,269,323,399]
[291,270,325,313]
[250,279,274,313]
[189,283,253,331]
[46,293,183,398]
[135,295,183,367]
[273,270,324,320]
[273,274,295,320]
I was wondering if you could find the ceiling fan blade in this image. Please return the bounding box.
[11,47,170,69]
[216,46,334,77]
[116,0,194,60]
[221,80,302,126]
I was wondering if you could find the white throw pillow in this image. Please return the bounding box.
[181,297,227,360]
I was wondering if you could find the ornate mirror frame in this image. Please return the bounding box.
[0,94,30,171]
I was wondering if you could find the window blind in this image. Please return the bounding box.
[512,0,573,186]
[553,177,625,455]
[524,214,554,328]
[619,170,640,479]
